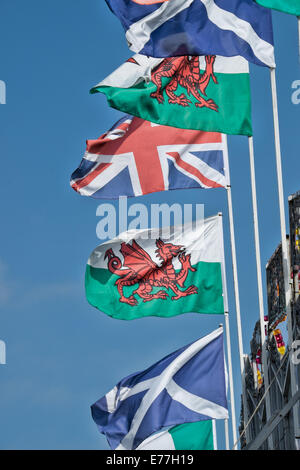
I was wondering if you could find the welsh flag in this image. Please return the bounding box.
[85,215,227,320]
[137,421,216,450]
[91,54,252,137]
[256,0,300,15]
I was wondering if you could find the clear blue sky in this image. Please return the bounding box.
[0,1,299,450]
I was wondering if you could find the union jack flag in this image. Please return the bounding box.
[70,115,229,199]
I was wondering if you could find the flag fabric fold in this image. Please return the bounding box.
[255,0,300,16]
[105,0,275,67]
[70,115,229,199]
[91,327,228,450]
[91,54,252,136]
[85,214,227,320]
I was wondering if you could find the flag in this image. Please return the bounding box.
[70,115,229,199]
[91,54,252,136]
[136,420,216,450]
[255,0,300,16]
[91,327,228,450]
[85,214,227,320]
[105,0,275,67]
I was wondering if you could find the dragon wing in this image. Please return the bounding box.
[120,240,158,277]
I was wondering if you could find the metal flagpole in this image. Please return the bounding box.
[224,313,238,449]
[270,67,300,443]
[218,214,238,449]
[222,135,250,443]
[248,136,273,449]
[222,136,245,374]
[212,420,218,450]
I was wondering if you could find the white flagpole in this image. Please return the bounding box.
[222,136,245,374]
[270,67,300,442]
[212,420,218,450]
[218,213,238,449]
[248,136,273,449]
[222,135,249,443]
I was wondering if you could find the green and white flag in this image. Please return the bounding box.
[137,421,216,451]
[85,215,227,320]
[256,0,300,16]
[91,54,252,137]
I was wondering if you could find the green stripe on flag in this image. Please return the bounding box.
[256,0,300,15]
[91,55,252,137]
[169,421,214,450]
[95,70,251,136]
[85,261,224,320]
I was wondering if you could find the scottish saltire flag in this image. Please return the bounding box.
[256,0,300,16]
[71,115,229,199]
[137,420,216,450]
[91,55,252,136]
[91,327,228,450]
[86,215,227,320]
[105,0,275,67]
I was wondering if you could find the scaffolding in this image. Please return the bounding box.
[240,191,300,450]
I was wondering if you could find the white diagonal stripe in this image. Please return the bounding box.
[157,142,227,190]
[117,327,223,450]
[118,378,156,402]
[106,386,118,414]
[125,0,274,68]
[200,0,275,67]
[126,0,194,53]
[166,379,228,419]
[71,152,143,197]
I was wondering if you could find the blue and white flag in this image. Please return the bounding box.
[91,327,228,450]
[105,0,275,67]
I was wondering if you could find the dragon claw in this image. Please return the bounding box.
[150,92,164,104]
[119,295,138,306]
[168,94,191,107]
[156,290,169,299]
[195,99,218,112]
[171,285,198,300]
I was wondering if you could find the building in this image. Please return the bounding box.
[240,191,300,450]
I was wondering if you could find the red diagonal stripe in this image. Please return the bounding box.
[167,152,223,188]
[72,162,112,191]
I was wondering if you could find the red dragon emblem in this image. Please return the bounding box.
[105,238,198,306]
[150,55,218,111]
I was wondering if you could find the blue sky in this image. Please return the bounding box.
[0,1,299,450]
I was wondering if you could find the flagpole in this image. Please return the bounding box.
[222,137,245,375]
[222,136,250,443]
[270,67,300,442]
[212,420,218,450]
[218,214,238,449]
[248,136,273,449]
[224,313,238,450]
